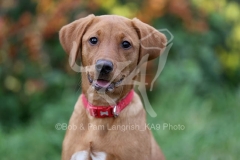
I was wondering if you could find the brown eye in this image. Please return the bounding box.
[89,37,98,45]
[121,41,131,49]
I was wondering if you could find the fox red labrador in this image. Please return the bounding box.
[59,14,167,160]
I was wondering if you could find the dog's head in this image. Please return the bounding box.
[59,14,166,104]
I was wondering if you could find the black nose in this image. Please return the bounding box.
[95,59,113,74]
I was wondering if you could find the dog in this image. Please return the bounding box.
[59,14,167,160]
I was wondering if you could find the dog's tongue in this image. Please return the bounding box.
[96,79,110,87]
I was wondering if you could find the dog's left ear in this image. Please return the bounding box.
[132,18,167,63]
[59,14,95,67]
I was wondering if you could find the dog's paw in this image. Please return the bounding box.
[71,150,107,160]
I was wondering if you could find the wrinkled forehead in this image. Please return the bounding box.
[85,15,137,38]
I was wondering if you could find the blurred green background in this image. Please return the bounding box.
[0,0,240,159]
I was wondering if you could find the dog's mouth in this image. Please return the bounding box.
[87,73,124,92]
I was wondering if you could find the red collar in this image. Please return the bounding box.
[82,90,134,118]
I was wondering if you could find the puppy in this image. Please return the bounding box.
[59,14,167,160]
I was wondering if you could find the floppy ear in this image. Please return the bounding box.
[132,18,167,62]
[59,14,95,67]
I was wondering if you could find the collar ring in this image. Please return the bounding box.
[113,105,118,118]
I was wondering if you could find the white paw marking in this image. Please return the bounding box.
[71,151,89,160]
[71,150,107,160]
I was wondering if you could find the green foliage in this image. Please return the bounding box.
[149,67,240,159]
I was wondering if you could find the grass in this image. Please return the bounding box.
[149,84,240,160]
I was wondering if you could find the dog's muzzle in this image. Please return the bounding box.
[86,59,125,92]
[87,73,124,93]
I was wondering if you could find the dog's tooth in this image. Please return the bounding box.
[107,84,115,92]
[107,87,114,92]
[115,81,120,87]
[115,77,124,87]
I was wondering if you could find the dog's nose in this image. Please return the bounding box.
[95,59,113,74]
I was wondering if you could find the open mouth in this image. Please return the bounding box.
[87,73,124,92]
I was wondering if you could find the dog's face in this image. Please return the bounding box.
[60,15,166,104]
[81,16,139,93]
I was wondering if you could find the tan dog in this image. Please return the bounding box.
[60,14,167,160]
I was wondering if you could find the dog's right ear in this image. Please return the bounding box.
[59,14,95,67]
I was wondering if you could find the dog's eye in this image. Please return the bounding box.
[89,37,98,45]
[121,41,131,49]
